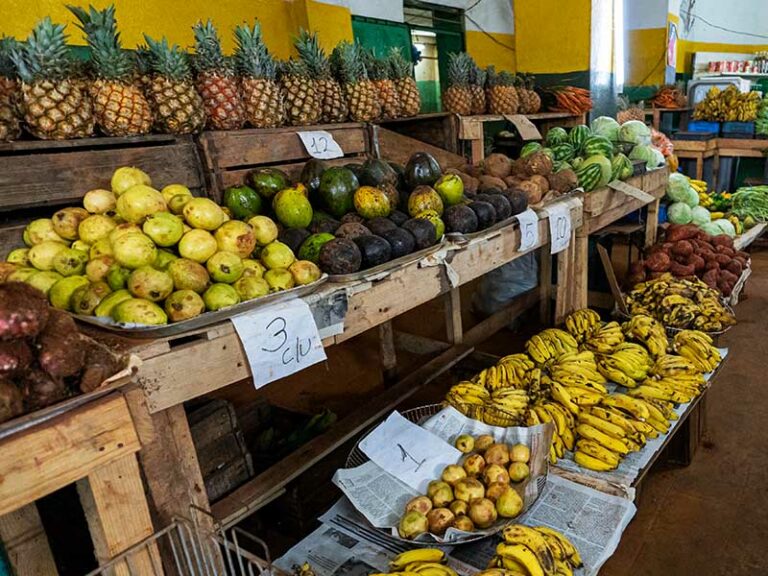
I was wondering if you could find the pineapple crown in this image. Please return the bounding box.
[10,17,73,83]
[387,46,413,80]
[330,40,369,85]
[68,4,133,81]
[469,62,486,87]
[133,44,152,75]
[278,57,310,79]
[0,36,18,79]
[498,70,516,87]
[446,52,471,88]
[361,47,389,81]
[143,34,193,80]
[233,21,277,80]
[192,19,232,75]
[294,29,332,80]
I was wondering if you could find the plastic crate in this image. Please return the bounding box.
[658,203,668,223]
[722,121,755,137]
[688,120,721,134]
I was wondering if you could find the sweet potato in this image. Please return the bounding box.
[669,261,695,277]
[0,340,33,378]
[646,251,671,272]
[714,244,735,257]
[736,250,750,260]
[734,256,747,269]
[714,253,731,266]
[37,310,85,379]
[671,240,694,258]
[718,277,735,296]
[710,234,734,248]
[702,268,719,288]
[725,260,743,276]
[626,260,646,287]
[690,254,706,272]
[666,224,699,242]
[705,259,720,271]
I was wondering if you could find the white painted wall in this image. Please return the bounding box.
[625,0,667,30]
[673,0,768,43]
[317,0,405,22]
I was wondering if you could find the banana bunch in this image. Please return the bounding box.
[564,308,601,343]
[383,549,457,576]
[526,329,579,365]
[582,321,624,354]
[527,399,576,463]
[688,178,708,196]
[498,354,536,385]
[486,524,582,576]
[693,86,760,121]
[622,314,668,358]
[630,352,708,404]
[673,330,721,372]
[474,354,535,391]
[548,350,608,400]
[596,343,653,388]
[487,388,530,426]
[446,381,489,419]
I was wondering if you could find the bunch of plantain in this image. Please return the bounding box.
[378,549,458,576]
[446,381,529,426]
[595,342,653,389]
[673,330,721,373]
[525,328,579,365]
[564,308,601,344]
[622,314,668,358]
[486,524,582,576]
[582,321,624,354]
[693,86,760,122]
[474,353,535,391]
[630,353,708,403]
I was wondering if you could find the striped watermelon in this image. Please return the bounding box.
[545,127,569,146]
[582,135,614,158]
[571,156,584,169]
[611,153,633,181]
[520,142,542,158]
[569,124,592,152]
[581,155,613,188]
[551,142,575,162]
[576,163,603,192]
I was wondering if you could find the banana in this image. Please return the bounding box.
[586,406,635,435]
[501,525,556,575]
[550,381,579,415]
[533,527,582,567]
[560,425,576,451]
[602,393,650,421]
[526,408,542,426]
[538,532,567,562]
[408,563,456,576]
[566,387,604,406]
[576,439,621,466]
[552,429,565,458]
[574,449,617,471]
[576,423,630,455]
[578,412,626,438]
[499,558,530,576]
[390,550,446,570]
[496,543,546,576]
[542,403,567,437]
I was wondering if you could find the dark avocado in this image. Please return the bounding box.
[404,152,442,190]
[401,218,437,250]
[380,183,400,212]
[335,222,371,239]
[380,227,415,259]
[309,212,341,235]
[319,238,362,275]
[344,162,365,180]
[247,167,290,200]
[319,167,359,218]
[223,185,262,220]
[366,217,398,236]
[504,188,529,216]
[360,158,398,187]
[340,212,366,224]
[388,210,409,227]
[444,205,479,234]
[353,235,392,268]
[298,232,335,264]
[278,228,311,254]
[388,161,406,190]
[300,159,327,203]
[468,201,497,230]
[476,193,512,221]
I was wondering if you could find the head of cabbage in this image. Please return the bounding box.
[691,206,711,226]
[591,116,621,141]
[630,144,663,169]
[619,120,651,146]
[668,202,693,225]
[667,172,692,202]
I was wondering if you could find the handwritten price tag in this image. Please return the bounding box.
[231,298,327,389]
[608,180,655,203]
[515,208,540,251]
[545,202,572,254]
[503,114,542,140]
[297,130,344,159]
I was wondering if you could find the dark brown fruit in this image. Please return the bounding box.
[401,218,437,250]
[380,228,416,259]
[366,217,398,236]
[444,205,479,235]
[279,228,311,254]
[504,189,529,215]
[353,235,392,268]
[309,217,341,236]
[319,238,362,275]
[0,378,23,423]
[476,194,512,221]
[22,368,69,411]
[0,340,33,378]
[79,340,123,393]
[340,212,366,225]
[388,210,409,227]
[468,201,497,229]
[37,310,85,379]
[335,222,371,240]
[0,282,50,340]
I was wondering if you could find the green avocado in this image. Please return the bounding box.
[298,232,335,264]
[360,157,398,187]
[300,159,328,204]
[247,168,290,200]
[319,167,359,218]
[404,152,442,189]
[224,185,262,220]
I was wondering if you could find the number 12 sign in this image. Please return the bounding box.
[297,130,344,159]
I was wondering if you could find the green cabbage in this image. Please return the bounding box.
[668,202,693,224]
[629,144,658,169]
[651,147,665,168]
[591,116,621,141]
[683,186,699,207]
[619,120,651,146]
[667,173,693,203]
[691,206,711,226]
[581,155,613,188]
[713,218,736,237]
[700,222,722,236]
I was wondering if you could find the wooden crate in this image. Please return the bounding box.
[198,123,370,201]
[375,113,459,154]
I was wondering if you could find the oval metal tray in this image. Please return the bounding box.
[445,215,518,243]
[73,275,328,338]
[327,240,446,283]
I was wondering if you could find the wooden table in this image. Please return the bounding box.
[674,137,768,187]
[645,107,691,132]
[673,138,718,181]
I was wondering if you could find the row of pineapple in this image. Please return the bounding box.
[442,52,541,116]
[0,5,421,142]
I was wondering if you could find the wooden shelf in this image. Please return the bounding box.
[734,222,767,250]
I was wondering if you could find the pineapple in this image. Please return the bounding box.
[442,52,472,115]
[68,5,152,137]
[9,18,94,140]
[330,41,380,123]
[294,29,347,123]
[364,48,400,119]
[143,35,205,135]
[485,66,518,115]
[234,22,284,129]
[192,20,245,130]
[387,47,420,117]
[468,61,486,115]
[0,37,21,141]
[617,94,645,123]
[132,44,153,94]
[279,58,322,126]
[523,74,541,113]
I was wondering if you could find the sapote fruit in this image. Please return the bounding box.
[353,235,392,268]
[278,228,311,254]
[37,310,85,379]
[476,193,511,221]
[380,228,415,259]
[388,210,409,227]
[401,218,437,250]
[334,222,371,240]
[319,238,362,275]
[0,282,49,340]
[366,217,397,236]
[444,205,479,235]
[469,201,497,229]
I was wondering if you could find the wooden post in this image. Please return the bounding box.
[554,228,577,323]
[539,246,552,324]
[645,199,660,247]
[444,287,463,344]
[695,152,704,180]
[378,321,398,381]
[573,231,589,310]
[0,504,58,576]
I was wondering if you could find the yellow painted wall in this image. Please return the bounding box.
[514,0,591,73]
[626,28,666,85]
[466,31,516,71]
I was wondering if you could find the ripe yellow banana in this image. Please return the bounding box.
[574,450,617,471]
[501,525,556,575]
[602,393,650,421]
[576,439,621,466]
[578,412,626,439]
[576,423,630,455]
[495,543,545,576]
[390,550,446,570]
[550,381,579,415]
[533,527,582,567]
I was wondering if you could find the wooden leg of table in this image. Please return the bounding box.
[652,109,661,131]
[555,230,577,323]
[645,199,660,247]
[539,247,552,324]
[0,504,58,576]
[696,153,704,181]
[77,454,162,575]
[378,321,397,381]
[444,287,463,344]
[470,138,484,164]
[573,231,589,310]
[713,152,720,189]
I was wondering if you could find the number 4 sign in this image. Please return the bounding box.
[545,202,572,254]
[297,130,344,159]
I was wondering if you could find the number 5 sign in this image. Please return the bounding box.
[298,130,344,159]
[515,208,539,251]
[545,202,572,254]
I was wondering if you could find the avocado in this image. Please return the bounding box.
[340,212,365,224]
[401,218,437,250]
[404,152,442,190]
[344,163,364,180]
[388,210,409,227]
[360,158,398,187]
[469,201,497,230]
[353,235,392,269]
[408,185,444,217]
[354,186,391,219]
[415,210,445,239]
[380,183,400,212]
[319,238,362,275]
[300,159,327,204]
[388,161,406,190]
[298,232,335,264]
[319,167,359,218]
[334,222,371,240]
[366,217,397,236]
[476,193,512,221]
[309,211,341,235]
[444,205,479,235]
[504,189,529,216]
[278,228,311,254]
[380,228,416,259]
[248,167,290,200]
[223,185,262,220]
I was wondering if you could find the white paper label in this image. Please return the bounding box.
[608,180,655,203]
[546,202,572,254]
[515,208,540,252]
[231,298,327,388]
[297,130,344,159]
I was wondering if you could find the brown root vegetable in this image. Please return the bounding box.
[714,253,730,266]
[446,168,479,194]
[690,254,705,272]
[21,369,68,411]
[518,180,543,205]
[466,164,484,178]
[665,224,699,242]
[719,269,738,283]
[736,250,750,260]
[714,244,735,257]
[0,340,33,378]
[522,151,553,176]
[504,175,524,188]
[541,190,559,204]
[734,256,747,269]
[0,263,17,283]
[626,260,646,286]
[0,378,23,423]
[478,175,507,192]
[79,340,123,393]
[0,282,50,341]
[529,174,550,194]
[509,158,528,176]
[37,310,85,379]
[725,260,743,276]
[645,251,671,272]
[704,259,720,271]
[710,234,734,248]
[671,240,693,258]
[483,153,513,178]
[546,169,578,194]
[669,261,695,277]
[702,268,719,289]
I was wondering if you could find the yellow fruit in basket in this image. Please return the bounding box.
[215,220,256,258]
[49,275,89,310]
[178,229,217,264]
[6,248,30,266]
[28,241,67,271]
[495,487,523,519]
[83,189,117,214]
[475,434,494,452]
[454,478,484,503]
[455,434,475,453]
[510,444,531,464]
[264,268,295,291]
[406,495,433,516]
[485,482,509,503]
[261,241,295,270]
[430,484,455,508]
[112,232,158,269]
[398,510,428,540]
[143,212,184,247]
[169,193,193,215]
[161,184,192,203]
[426,507,455,535]
[203,283,240,311]
[463,453,486,476]
[26,218,67,245]
[449,500,467,516]
[27,271,63,295]
[52,207,89,240]
[164,290,206,322]
[207,251,244,283]
[242,258,266,278]
[79,214,117,244]
[183,197,225,230]
[86,256,115,283]
[127,267,174,302]
[52,247,88,276]
[94,289,132,317]
[153,249,178,271]
[234,275,269,301]
[108,223,141,244]
[442,464,468,486]
[89,238,113,259]
[484,444,510,466]
[508,462,530,483]
[453,515,475,532]
[112,166,151,196]
[71,240,90,253]
[484,464,510,485]
[468,497,497,528]
[289,260,321,286]
[248,215,279,246]
[112,297,168,325]
[71,281,111,315]
[117,185,167,224]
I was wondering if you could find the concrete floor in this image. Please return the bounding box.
[601,247,768,576]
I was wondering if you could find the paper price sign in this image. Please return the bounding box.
[231,298,327,389]
[297,130,344,159]
[515,208,539,251]
[546,202,572,254]
[608,180,655,203]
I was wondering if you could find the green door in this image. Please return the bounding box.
[351,16,411,59]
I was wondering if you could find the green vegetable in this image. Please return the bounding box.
[590,116,621,141]
[668,202,693,224]
[700,222,722,236]
[619,120,651,146]
[732,186,768,222]
[683,186,700,208]
[629,144,663,169]
[713,218,736,237]
[691,206,711,226]
[666,173,693,203]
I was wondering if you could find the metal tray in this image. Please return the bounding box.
[445,215,518,243]
[327,240,446,283]
[73,275,328,338]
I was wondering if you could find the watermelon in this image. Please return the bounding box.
[611,153,633,181]
[540,147,555,161]
[569,124,592,152]
[582,135,614,158]
[545,127,569,146]
[581,155,613,188]
[576,163,603,192]
[551,142,575,162]
[520,142,542,158]
[571,156,584,169]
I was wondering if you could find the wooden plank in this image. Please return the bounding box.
[376,127,465,168]
[0,504,58,576]
[211,343,474,527]
[583,175,645,215]
[78,454,161,576]
[585,196,652,234]
[734,223,767,250]
[645,199,660,247]
[377,114,459,153]
[444,287,463,344]
[0,394,140,516]
[378,321,397,381]
[218,156,360,189]
[573,231,589,310]
[555,229,577,323]
[539,245,552,324]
